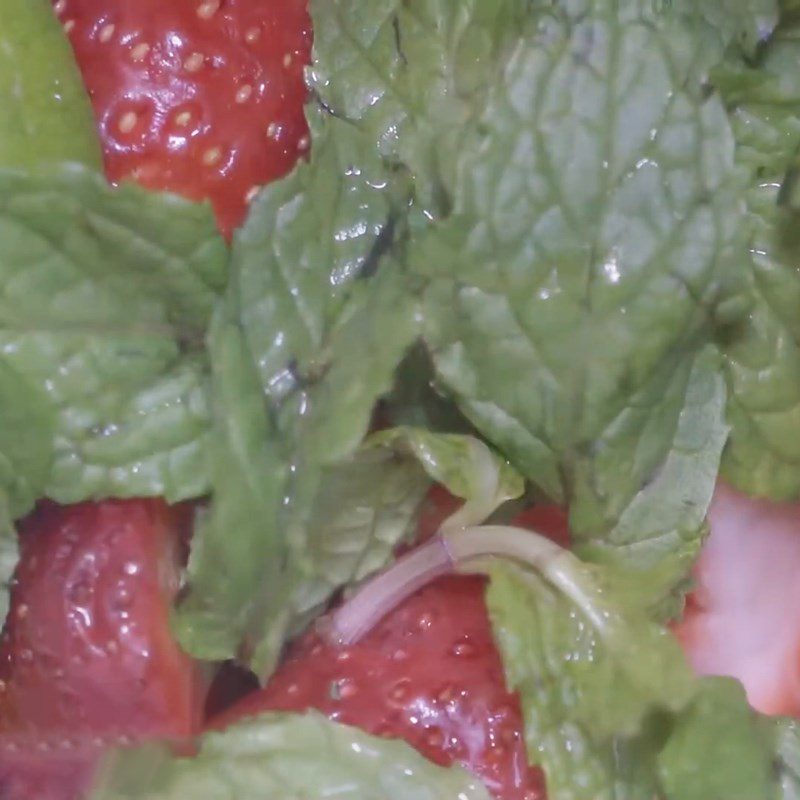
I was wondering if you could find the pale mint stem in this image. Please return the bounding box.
[455,527,607,633]
[321,536,455,645]
[324,524,583,646]
[438,439,502,534]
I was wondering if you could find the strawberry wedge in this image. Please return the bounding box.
[676,483,800,717]
[0,501,201,800]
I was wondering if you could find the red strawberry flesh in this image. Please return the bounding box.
[53,0,311,237]
[675,482,800,717]
[214,575,546,800]
[210,495,570,800]
[0,500,200,799]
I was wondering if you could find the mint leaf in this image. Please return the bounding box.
[714,22,800,499]
[486,559,694,799]
[279,263,421,464]
[90,712,492,800]
[657,678,773,800]
[174,113,420,674]
[308,0,528,206]
[48,358,212,503]
[688,0,778,56]
[171,305,287,665]
[577,347,728,611]
[0,359,54,623]
[288,444,431,632]
[0,359,55,518]
[0,165,227,503]
[367,427,523,528]
[413,0,743,545]
[0,0,101,170]
[0,526,17,624]
[0,167,226,329]
[488,560,694,739]
[234,112,419,463]
[291,427,522,633]
[488,558,779,800]
[236,111,404,407]
[774,718,800,799]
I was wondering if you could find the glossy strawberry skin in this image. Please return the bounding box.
[0,742,98,800]
[210,497,569,800]
[53,0,311,237]
[0,499,199,739]
[0,500,201,800]
[674,483,800,717]
[213,575,546,800]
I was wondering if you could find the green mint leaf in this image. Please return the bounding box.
[175,318,427,666]
[234,111,420,464]
[235,111,406,409]
[713,22,800,499]
[367,427,523,528]
[308,0,528,207]
[486,556,694,799]
[174,114,420,674]
[0,358,56,625]
[90,712,492,800]
[0,521,17,625]
[0,358,55,518]
[47,358,213,503]
[577,347,728,611]
[774,718,800,799]
[279,263,421,464]
[290,423,522,634]
[657,678,774,800]
[0,0,101,170]
[287,444,431,632]
[171,305,287,664]
[0,165,227,503]
[413,0,743,549]
[687,0,778,56]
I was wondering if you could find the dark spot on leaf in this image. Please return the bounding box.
[358,215,397,280]
[393,14,408,66]
[699,81,715,102]
[310,88,344,120]
[777,167,800,211]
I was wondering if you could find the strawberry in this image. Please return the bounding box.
[0,5,312,794]
[210,497,569,800]
[212,574,546,800]
[675,483,800,717]
[0,500,201,799]
[0,744,98,800]
[52,0,311,237]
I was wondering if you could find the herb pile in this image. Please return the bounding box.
[4,0,800,797]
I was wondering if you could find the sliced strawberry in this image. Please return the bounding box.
[0,740,98,800]
[213,575,546,800]
[53,0,311,237]
[0,500,201,799]
[209,496,568,800]
[675,483,800,717]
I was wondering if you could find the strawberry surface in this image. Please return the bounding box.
[0,500,200,799]
[210,497,570,800]
[213,574,547,800]
[675,483,800,717]
[53,0,311,237]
